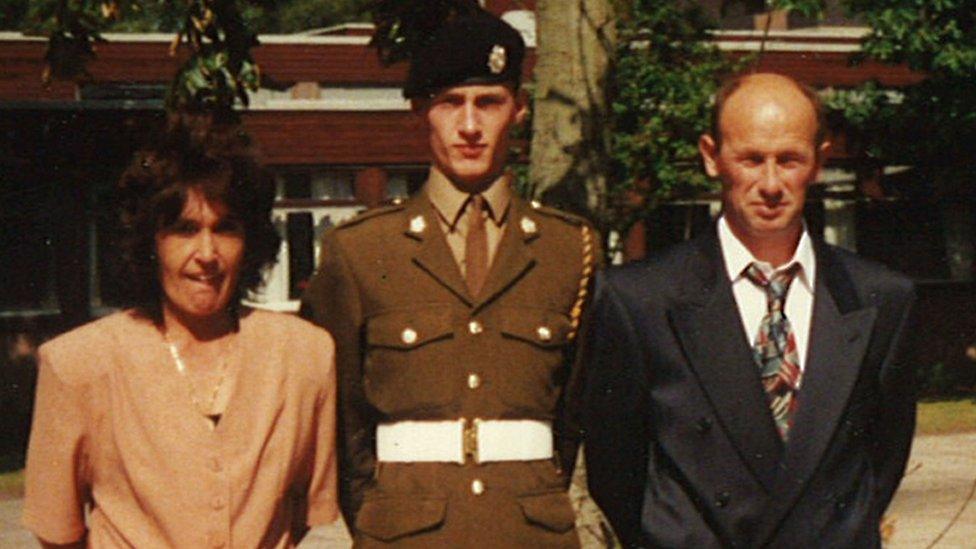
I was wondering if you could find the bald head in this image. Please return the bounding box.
[698,72,832,266]
[710,73,826,152]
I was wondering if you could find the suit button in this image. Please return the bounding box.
[467,373,482,390]
[471,479,485,495]
[695,417,713,434]
[715,491,731,508]
[468,320,484,335]
[401,328,418,344]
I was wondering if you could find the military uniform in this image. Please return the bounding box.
[300,180,599,546]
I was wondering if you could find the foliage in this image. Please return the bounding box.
[17,1,369,113]
[368,0,479,66]
[836,0,976,188]
[607,2,740,233]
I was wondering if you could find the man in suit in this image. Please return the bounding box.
[582,72,917,548]
[301,6,599,547]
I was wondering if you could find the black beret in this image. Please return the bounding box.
[403,10,526,99]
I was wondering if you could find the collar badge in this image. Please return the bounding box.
[409,215,426,234]
[488,45,507,75]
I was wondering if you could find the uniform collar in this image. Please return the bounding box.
[424,167,512,230]
[717,215,816,292]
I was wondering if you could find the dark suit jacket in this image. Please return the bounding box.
[582,228,916,548]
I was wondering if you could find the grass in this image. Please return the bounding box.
[0,469,24,499]
[916,398,976,436]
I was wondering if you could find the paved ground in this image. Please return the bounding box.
[2,432,975,548]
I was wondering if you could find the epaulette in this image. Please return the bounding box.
[527,200,589,227]
[333,202,406,231]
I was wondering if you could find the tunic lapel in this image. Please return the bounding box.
[406,197,473,306]
[668,232,783,492]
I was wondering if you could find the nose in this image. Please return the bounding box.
[458,102,481,141]
[757,159,784,201]
[195,230,218,264]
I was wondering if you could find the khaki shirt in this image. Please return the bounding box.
[23,309,339,548]
[425,168,511,275]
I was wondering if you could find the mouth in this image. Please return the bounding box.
[185,272,223,286]
[454,144,487,158]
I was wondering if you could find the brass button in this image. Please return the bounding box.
[467,373,482,390]
[536,326,552,341]
[471,479,485,495]
[468,320,483,335]
[401,328,418,344]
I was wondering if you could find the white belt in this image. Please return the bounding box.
[376,419,554,464]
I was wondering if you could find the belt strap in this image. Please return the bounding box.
[376,419,554,464]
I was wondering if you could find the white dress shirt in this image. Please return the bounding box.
[717,216,816,375]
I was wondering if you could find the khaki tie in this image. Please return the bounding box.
[465,194,489,297]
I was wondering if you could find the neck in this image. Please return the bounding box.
[161,304,237,345]
[435,165,506,195]
[729,222,802,268]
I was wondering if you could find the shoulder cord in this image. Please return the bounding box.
[567,224,595,342]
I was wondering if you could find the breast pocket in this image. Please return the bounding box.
[364,307,458,414]
[494,308,573,408]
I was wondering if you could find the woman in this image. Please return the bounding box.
[22,119,338,548]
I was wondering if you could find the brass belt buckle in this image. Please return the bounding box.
[463,418,481,464]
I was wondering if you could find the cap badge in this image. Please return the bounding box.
[520,216,537,235]
[488,45,507,75]
[409,215,426,234]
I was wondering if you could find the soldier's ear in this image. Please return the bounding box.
[514,88,529,125]
[699,133,721,178]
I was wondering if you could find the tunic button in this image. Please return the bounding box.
[401,328,418,344]
[467,373,482,390]
[468,320,483,335]
[211,495,226,509]
[536,326,552,341]
[471,479,485,495]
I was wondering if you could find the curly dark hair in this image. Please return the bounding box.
[115,114,280,320]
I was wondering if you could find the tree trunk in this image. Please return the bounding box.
[529,0,616,219]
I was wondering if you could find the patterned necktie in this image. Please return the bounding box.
[744,262,802,441]
[464,194,489,297]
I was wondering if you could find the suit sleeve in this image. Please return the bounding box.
[22,347,91,545]
[556,224,604,482]
[581,272,649,548]
[300,230,373,528]
[872,282,918,511]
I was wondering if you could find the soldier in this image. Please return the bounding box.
[300,5,599,547]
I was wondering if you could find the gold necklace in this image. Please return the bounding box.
[164,334,233,428]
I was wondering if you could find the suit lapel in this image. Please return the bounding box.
[668,231,783,492]
[472,198,536,311]
[406,196,473,306]
[756,241,877,544]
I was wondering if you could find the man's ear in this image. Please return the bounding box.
[817,140,832,167]
[699,133,721,178]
